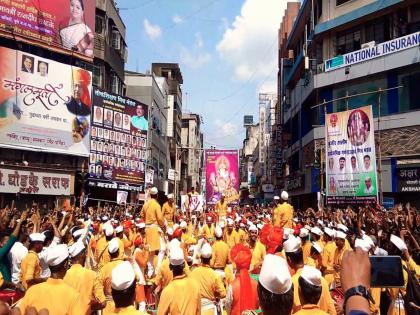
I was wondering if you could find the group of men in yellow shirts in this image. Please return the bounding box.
[1,187,419,315]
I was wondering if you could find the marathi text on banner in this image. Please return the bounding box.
[0,168,72,195]
[0,0,95,59]
[205,149,239,205]
[0,47,92,156]
[89,88,148,189]
[325,105,378,205]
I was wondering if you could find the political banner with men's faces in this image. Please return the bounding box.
[89,88,148,187]
[0,47,92,156]
[325,105,378,205]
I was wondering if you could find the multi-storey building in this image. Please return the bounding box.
[94,0,127,95]
[280,0,420,208]
[180,113,204,193]
[125,71,170,198]
[275,2,301,192]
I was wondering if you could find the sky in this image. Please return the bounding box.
[118,0,290,149]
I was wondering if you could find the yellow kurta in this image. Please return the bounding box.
[98,258,124,315]
[200,224,215,241]
[20,250,41,290]
[109,305,148,314]
[215,200,228,217]
[141,199,164,251]
[17,278,84,315]
[291,267,336,315]
[63,263,106,315]
[224,230,240,249]
[250,240,266,271]
[162,202,176,227]
[293,304,329,315]
[322,241,337,286]
[301,241,312,265]
[333,247,348,287]
[154,257,190,290]
[157,274,201,315]
[211,240,229,269]
[189,265,226,300]
[274,202,294,228]
[95,236,111,270]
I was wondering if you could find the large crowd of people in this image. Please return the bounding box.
[0,188,418,315]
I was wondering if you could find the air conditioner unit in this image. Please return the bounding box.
[361,41,376,49]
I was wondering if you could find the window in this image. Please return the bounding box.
[365,17,390,44]
[93,65,103,87]
[399,69,420,112]
[111,73,120,94]
[336,0,350,5]
[336,28,361,55]
[95,16,104,34]
[111,29,121,50]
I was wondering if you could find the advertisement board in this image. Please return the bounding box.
[325,105,378,205]
[205,149,239,204]
[0,0,95,59]
[0,47,92,156]
[89,88,148,187]
[0,168,72,195]
[397,168,420,192]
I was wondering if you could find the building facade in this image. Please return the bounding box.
[180,113,204,193]
[125,71,170,197]
[280,0,420,208]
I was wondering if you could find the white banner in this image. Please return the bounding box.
[0,47,92,156]
[181,194,204,213]
[0,168,72,195]
[117,190,128,205]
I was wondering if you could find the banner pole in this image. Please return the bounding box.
[377,88,383,205]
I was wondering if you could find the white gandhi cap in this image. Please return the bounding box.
[281,191,288,200]
[29,233,46,243]
[69,240,85,258]
[259,254,292,294]
[111,261,135,290]
[300,265,322,287]
[200,243,212,259]
[169,244,185,266]
[46,244,69,267]
[283,235,301,253]
[108,238,120,254]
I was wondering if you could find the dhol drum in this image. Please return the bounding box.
[330,287,344,310]
[144,282,157,312]
[0,289,24,306]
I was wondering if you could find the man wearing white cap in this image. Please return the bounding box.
[162,193,176,228]
[225,218,239,249]
[211,226,229,272]
[294,266,328,315]
[333,230,348,287]
[17,244,84,314]
[95,223,115,270]
[310,227,324,253]
[215,193,228,225]
[64,241,106,314]
[98,237,124,314]
[248,224,266,273]
[157,245,201,314]
[283,236,335,314]
[20,232,46,290]
[111,261,148,314]
[257,254,294,315]
[140,186,165,276]
[273,191,294,229]
[190,243,226,314]
[299,228,311,265]
[322,227,337,287]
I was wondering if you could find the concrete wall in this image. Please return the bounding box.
[319,0,376,24]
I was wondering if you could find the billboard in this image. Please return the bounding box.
[0,0,95,59]
[205,150,239,204]
[89,88,148,187]
[325,105,378,205]
[0,168,73,195]
[0,47,92,156]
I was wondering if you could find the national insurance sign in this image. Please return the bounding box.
[324,31,420,72]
